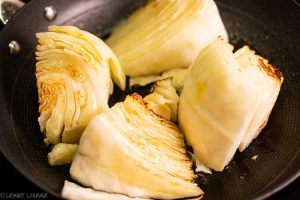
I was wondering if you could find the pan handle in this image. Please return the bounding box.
[0,0,25,25]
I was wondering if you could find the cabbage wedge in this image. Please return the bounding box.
[106,0,228,77]
[70,94,202,199]
[144,79,179,122]
[36,26,125,145]
[179,38,283,171]
[234,46,283,151]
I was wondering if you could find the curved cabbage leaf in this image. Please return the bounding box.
[48,143,78,166]
[106,0,228,77]
[144,79,179,122]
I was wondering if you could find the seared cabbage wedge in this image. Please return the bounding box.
[144,79,179,122]
[179,38,283,171]
[106,0,228,77]
[36,26,125,145]
[130,68,187,92]
[234,46,283,151]
[70,94,202,199]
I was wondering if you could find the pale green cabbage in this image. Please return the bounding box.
[36,26,125,145]
[48,143,78,166]
[62,181,150,200]
[106,0,228,77]
[144,79,179,122]
[234,46,283,151]
[179,38,283,171]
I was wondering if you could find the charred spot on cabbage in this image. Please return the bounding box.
[179,38,283,172]
[70,94,203,199]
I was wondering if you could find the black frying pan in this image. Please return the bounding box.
[0,0,299,199]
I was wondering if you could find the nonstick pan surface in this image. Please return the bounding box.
[0,0,299,199]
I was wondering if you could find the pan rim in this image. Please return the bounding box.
[0,0,299,199]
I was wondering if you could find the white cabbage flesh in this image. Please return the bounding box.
[62,181,202,200]
[106,0,228,77]
[36,26,125,145]
[70,94,202,199]
[234,46,283,151]
[129,68,187,92]
[144,79,179,122]
[179,38,283,171]
[62,181,149,200]
[48,143,78,166]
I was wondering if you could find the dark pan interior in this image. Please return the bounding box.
[0,0,299,199]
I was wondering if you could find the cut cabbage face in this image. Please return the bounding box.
[36,26,125,145]
[70,94,202,199]
[144,79,179,122]
[47,25,126,90]
[106,0,228,77]
[179,38,283,171]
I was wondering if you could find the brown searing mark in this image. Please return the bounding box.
[148,0,160,8]
[125,93,196,182]
[131,93,147,107]
[259,117,268,131]
[258,58,283,83]
[37,81,62,113]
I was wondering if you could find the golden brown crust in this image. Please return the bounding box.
[125,93,195,182]
[37,81,61,113]
[130,93,147,107]
[258,58,283,84]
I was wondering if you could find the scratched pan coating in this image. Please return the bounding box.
[0,0,299,199]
